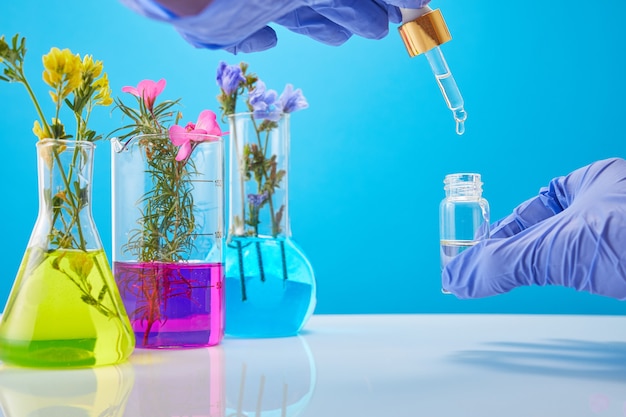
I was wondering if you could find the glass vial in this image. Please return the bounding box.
[439,173,490,275]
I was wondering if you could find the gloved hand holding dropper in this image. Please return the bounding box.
[119,0,431,53]
[442,158,626,300]
[120,0,466,133]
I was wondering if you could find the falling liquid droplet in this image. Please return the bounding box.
[456,120,465,135]
[453,108,467,136]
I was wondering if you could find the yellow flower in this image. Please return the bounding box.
[42,47,82,101]
[54,190,68,203]
[81,54,103,80]
[32,120,50,140]
[69,252,94,279]
[34,118,67,171]
[48,90,60,103]
[93,72,113,106]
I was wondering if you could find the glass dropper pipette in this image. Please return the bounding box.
[398,7,467,135]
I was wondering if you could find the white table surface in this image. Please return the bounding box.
[0,314,624,417]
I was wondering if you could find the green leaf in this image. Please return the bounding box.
[64,97,75,111]
[97,285,108,302]
[81,295,97,306]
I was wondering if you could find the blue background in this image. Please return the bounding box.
[0,0,624,315]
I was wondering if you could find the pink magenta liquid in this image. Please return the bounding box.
[113,261,224,348]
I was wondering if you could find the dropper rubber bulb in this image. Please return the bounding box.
[398,7,467,135]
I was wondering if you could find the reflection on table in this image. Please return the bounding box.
[224,336,316,417]
[0,363,132,416]
[0,335,315,417]
[0,315,626,417]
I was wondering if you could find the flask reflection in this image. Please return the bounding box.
[0,362,134,417]
[225,336,316,417]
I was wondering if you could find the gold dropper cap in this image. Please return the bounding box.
[398,9,452,57]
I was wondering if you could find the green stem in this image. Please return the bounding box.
[75,111,83,142]
[262,127,277,236]
[169,161,186,259]
[53,84,63,134]
[60,263,115,319]
[81,101,94,141]
[92,256,120,318]
[250,115,278,236]
[252,203,259,236]
[51,148,86,250]
[232,119,246,232]
[64,139,82,194]
[263,130,270,158]
[19,71,51,134]
[251,117,264,149]
[235,239,247,301]
[267,190,278,237]
[134,139,197,262]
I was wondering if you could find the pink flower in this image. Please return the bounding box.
[169,110,224,161]
[121,79,166,111]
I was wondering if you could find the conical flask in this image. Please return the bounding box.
[0,139,135,367]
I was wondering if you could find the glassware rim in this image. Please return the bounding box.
[113,132,224,152]
[443,172,482,185]
[36,138,96,149]
[227,111,290,120]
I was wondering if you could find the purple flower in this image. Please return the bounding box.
[249,80,281,121]
[216,61,245,95]
[247,192,268,208]
[279,84,308,113]
[249,80,277,111]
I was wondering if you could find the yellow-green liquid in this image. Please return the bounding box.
[0,248,135,367]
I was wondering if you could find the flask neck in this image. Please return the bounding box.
[444,173,483,199]
[35,139,100,251]
[227,113,291,238]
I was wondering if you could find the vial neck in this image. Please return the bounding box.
[444,173,483,199]
[446,185,482,199]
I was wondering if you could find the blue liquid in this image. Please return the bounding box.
[225,237,316,337]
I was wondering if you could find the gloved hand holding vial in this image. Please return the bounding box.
[442,158,626,301]
[439,173,490,284]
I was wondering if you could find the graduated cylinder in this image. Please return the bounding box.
[111,134,224,348]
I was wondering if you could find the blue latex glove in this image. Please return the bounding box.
[442,158,626,300]
[120,0,431,53]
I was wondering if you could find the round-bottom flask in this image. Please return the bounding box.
[225,113,316,337]
[225,236,315,337]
